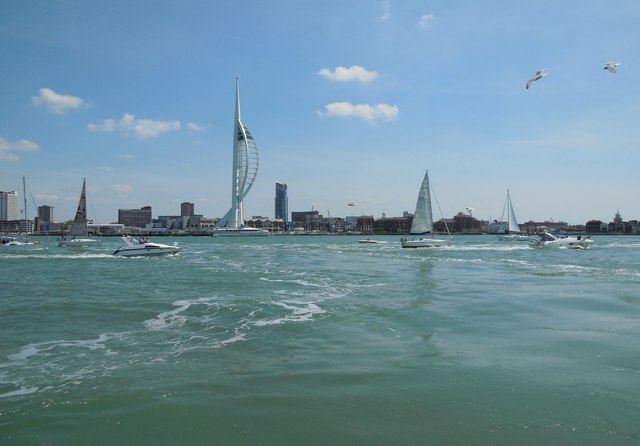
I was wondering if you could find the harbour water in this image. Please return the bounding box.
[1,235,639,445]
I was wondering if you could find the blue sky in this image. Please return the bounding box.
[1,1,638,225]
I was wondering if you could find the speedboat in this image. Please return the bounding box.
[358,239,388,244]
[113,236,181,257]
[1,236,41,248]
[530,232,593,249]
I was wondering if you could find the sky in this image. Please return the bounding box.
[1,0,639,225]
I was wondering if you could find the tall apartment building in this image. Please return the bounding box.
[118,206,152,228]
[0,190,19,221]
[38,205,55,223]
[275,181,288,221]
[181,202,195,217]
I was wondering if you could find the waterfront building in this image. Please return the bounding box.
[118,206,152,228]
[275,181,288,222]
[38,205,55,223]
[216,79,260,229]
[0,190,19,221]
[452,212,481,233]
[586,220,606,233]
[181,202,194,217]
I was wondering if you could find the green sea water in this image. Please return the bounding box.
[1,235,639,445]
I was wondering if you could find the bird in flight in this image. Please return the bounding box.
[604,62,620,73]
[526,69,546,89]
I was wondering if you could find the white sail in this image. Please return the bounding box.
[59,179,98,247]
[401,170,451,248]
[409,170,434,235]
[506,190,519,233]
[68,178,88,237]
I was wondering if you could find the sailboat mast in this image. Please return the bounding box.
[22,176,28,241]
[507,189,510,228]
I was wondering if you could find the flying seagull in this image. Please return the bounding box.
[526,69,546,89]
[604,62,620,73]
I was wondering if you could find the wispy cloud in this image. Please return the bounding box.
[318,65,379,83]
[111,184,133,195]
[380,0,390,21]
[419,13,434,29]
[88,113,181,139]
[36,194,59,201]
[0,136,39,161]
[32,88,86,115]
[318,102,399,123]
[186,122,206,132]
[97,165,113,172]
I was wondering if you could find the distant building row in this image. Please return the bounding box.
[2,189,639,236]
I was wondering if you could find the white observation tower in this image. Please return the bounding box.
[215,79,268,236]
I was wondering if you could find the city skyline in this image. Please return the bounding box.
[1,1,639,225]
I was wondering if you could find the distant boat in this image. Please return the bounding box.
[530,232,593,250]
[113,236,181,257]
[212,226,270,237]
[59,179,98,247]
[1,177,41,250]
[358,239,388,244]
[401,170,451,248]
[497,189,531,241]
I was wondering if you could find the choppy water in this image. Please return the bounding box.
[1,235,639,445]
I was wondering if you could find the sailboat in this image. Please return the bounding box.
[497,189,530,241]
[1,177,41,249]
[401,170,452,248]
[59,179,98,247]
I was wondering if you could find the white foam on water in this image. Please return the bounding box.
[0,386,39,398]
[144,297,219,330]
[252,301,325,326]
[260,277,324,287]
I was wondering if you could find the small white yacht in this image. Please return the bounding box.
[401,170,452,249]
[113,236,181,257]
[530,232,593,249]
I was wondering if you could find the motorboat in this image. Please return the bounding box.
[401,170,452,249]
[358,239,388,244]
[113,236,181,257]
[530,232,593,249]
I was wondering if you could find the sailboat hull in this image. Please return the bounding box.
[58,238,98,247]
[497,233,532,241]
[401,237,451,248]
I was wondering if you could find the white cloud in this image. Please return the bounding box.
[97,165,113,172]
[111,184,133,195]
[319,102,399,122]
[36,194,59,201]
[318,65,379,83]
[419,13,434,29]
[32,88,86,115]
[88,113,181,139]
[0,136,40,161]
[134,119,181,139]
[186,122,206,132]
